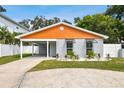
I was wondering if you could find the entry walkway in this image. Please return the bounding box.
[0,57,50,88]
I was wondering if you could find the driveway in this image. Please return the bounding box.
[0,57,49,88]
[21,68,124,88]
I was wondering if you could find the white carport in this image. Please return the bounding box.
[20,39,56,59]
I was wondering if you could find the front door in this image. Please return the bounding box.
[49,41,56,57]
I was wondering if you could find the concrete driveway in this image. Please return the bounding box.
[21,68,124,88]
[0,57,49,88]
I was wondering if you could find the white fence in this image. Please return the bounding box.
[0,44,38,57]
[103,44,121,57]
[0,44,122,57]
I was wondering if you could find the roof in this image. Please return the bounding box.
[0,13,29,31]
[16,22,109,39]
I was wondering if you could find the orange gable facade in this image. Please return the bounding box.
[21,24,102,39]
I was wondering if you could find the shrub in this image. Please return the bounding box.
[66,50,75,59]
[67,50,74,56]
[72,55,79,60]
[56,54,59,58]
[65,54,67,59]
[106,53,110,60]
[65,50,79,60]
[98,53,101,58]
[87,50,96,59]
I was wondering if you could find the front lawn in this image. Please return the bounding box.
[0,54,31,65]
[29,58,124,72]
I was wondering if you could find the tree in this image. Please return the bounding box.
[74,17,80,23]
[19,16,72,31]
[0,26,12,44]
[0,6,6,12]
[19,16,61,30]
[105,5,124,20]
[0,26,22,45]
[105,5,124,42]
[74,14,124,43]
[19,19,30,29]
[62,19,72,24]
[53,17,61,23]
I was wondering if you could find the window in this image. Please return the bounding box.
[86,40,93,54]
[66,40,73,53]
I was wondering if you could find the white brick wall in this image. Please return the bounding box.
[93,39,103,57]
[73,39,86,58]
[56,39,66,58]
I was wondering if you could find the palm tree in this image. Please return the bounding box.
[0,26,7,44]
[0,26,14,44]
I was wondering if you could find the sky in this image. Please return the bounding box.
[3,5,108,23]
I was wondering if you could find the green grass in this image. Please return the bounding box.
[0,54,31,65]
[29,58,124,72]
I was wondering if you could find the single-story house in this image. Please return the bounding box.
[16,22,108,59]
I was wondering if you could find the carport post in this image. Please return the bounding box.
[32,43,34,56]
[20,40,23,59]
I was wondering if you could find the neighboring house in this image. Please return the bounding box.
[0,13,29,33]
[16,22,108,59]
